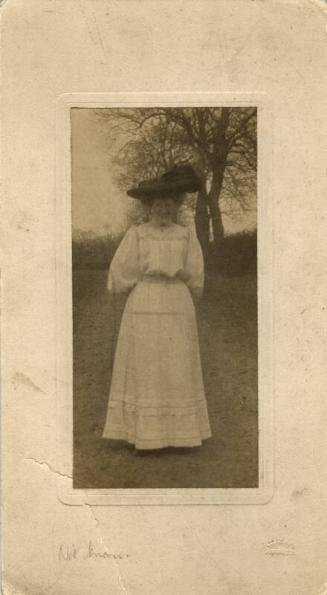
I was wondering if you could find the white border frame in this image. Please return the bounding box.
[55,92,274,506]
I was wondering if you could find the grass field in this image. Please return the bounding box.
[73,265,258,489]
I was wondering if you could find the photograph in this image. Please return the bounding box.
[71,106,258,489]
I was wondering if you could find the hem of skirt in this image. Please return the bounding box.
[101,430,212,450]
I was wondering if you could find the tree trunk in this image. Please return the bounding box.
[206,107,230,253]
[208,166,225,253]
[195,189,210,260]
[208,195,224,248]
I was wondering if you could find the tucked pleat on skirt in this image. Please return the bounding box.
[102,279,211,449]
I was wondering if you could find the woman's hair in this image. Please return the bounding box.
[139,193,185,223]
[128,191,197,229]
[140,192,184,208]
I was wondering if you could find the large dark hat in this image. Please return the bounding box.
[126,164,201,200]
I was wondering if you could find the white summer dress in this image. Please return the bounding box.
[102,221,212,449]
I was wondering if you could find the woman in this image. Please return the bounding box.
[102,165,211,449]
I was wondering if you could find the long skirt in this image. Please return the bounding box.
[102,277,211,449]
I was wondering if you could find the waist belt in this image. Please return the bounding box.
[141,274,182,283]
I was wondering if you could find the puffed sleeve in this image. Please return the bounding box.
[107,226,140,293]
[184,226,204,297]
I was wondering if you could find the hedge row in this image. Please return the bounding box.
[72,230,257,276]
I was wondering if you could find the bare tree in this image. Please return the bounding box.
[96,107,257,259]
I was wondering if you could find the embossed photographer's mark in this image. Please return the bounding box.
[264,539,296,556]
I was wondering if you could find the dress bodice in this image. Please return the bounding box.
[107,222,204,297]
[136,222,190,280]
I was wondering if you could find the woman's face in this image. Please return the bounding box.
[150,196,178,226]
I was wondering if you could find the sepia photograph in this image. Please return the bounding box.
[71,106,258,489]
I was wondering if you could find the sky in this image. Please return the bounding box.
[71,109,257,238]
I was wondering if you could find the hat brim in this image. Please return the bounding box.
[127,178,201,200]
